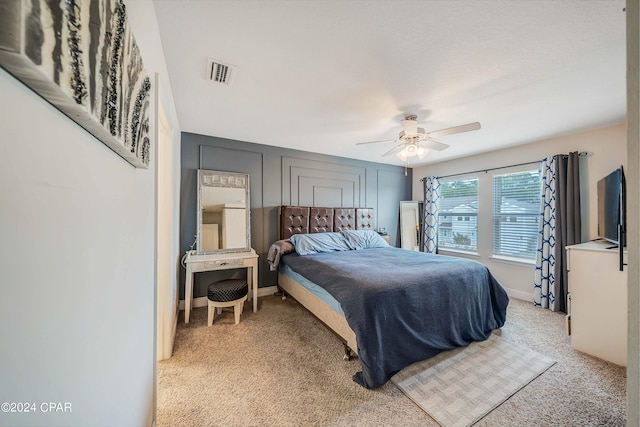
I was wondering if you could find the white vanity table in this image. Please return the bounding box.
[184,169,257,324]
[184,249,259,323]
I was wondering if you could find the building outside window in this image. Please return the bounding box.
[492,169,541,260]
[438,178,478,253]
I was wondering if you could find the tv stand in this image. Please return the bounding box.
[566,241,627,366]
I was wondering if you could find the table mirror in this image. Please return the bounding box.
[197,169,251,254]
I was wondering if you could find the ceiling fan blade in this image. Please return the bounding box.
[382,143,407,157]
[422,139,450,151]
[426,122,481,139]
[356,139,397,145]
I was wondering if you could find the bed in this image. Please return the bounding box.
[269,206,509,389]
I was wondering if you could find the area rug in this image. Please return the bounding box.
[391,334,556,427]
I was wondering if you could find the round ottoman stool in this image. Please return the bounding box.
[207,279,248,326]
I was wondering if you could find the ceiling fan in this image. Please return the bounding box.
[357,115,481,162]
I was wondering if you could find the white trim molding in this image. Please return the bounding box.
[504,287,533,303]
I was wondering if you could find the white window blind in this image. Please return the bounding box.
[438,178,478,253]
[492,170,541,259]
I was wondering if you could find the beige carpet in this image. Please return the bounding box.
[157,295,626,426]
[392,334,555,426]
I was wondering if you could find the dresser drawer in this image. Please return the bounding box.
[204,258,245,269]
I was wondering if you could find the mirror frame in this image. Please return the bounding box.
[197,169,251,255]
[399,201,423,251]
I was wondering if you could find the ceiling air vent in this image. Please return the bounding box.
[206,58,235,85]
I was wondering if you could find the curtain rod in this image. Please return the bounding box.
[420,151,588,181]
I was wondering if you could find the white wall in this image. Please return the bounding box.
[0,1,180,425]
[412,123,626,300]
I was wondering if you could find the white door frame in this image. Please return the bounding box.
[156,80,178,361]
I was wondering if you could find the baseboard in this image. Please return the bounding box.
[170,306,178,351]
[179,286,278,310]
[179,285,530,308]
[505,287,533,302]
[256,285,279,297]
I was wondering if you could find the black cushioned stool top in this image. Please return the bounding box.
[207,279,248,302]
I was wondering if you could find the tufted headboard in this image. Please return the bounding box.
[279,206,375,240]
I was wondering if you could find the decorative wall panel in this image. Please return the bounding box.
[282,157,366,207]
[0,0,151,168]
[378,168,410,237]
[298,176,354,207]
[310,186,343,207]
[180,133,411,295]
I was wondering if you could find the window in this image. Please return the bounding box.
[492,170,541,260]
[438,178,478,252]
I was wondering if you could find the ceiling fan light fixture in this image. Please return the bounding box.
[401,116,418,137]
[397,145,428,162]
[356,115,479,164]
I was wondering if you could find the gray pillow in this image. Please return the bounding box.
[290,232,352,255]
[340,229,389,250]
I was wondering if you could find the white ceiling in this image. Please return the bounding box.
[153,0,626,167]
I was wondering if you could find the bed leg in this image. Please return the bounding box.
[343,344,354,361]
[276,287,287,300]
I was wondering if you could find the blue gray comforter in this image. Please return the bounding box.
[281,247,509,388]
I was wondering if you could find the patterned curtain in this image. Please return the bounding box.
[421,176,440,253]
[534,153,581,312]
[534,157,557,309]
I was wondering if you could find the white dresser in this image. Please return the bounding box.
[566,241,627,366]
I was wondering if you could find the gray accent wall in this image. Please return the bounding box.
[181,132,412,299]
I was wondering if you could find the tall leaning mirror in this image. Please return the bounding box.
[197,170,251,254]
[400,201,423,251]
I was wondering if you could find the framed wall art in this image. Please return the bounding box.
[0,0,151,168]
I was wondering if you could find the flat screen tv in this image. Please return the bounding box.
[597,166,625,247]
